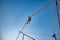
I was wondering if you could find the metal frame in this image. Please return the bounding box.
[19,31,35,40]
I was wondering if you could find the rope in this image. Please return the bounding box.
[16,0,53,40]
[31,0,53,17]
[55,0,60,27]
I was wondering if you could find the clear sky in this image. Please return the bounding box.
[1,0,60,40]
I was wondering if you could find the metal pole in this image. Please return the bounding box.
[22,34,24,40]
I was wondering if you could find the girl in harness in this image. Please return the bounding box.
[26,16,31,24]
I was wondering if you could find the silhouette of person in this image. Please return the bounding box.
[52,33,57,40]
[26,16,31,24]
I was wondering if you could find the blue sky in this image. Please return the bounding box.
[1,0,60,40]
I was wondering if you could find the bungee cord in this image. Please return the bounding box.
[55,0,60,27]
[30,0,53,17]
